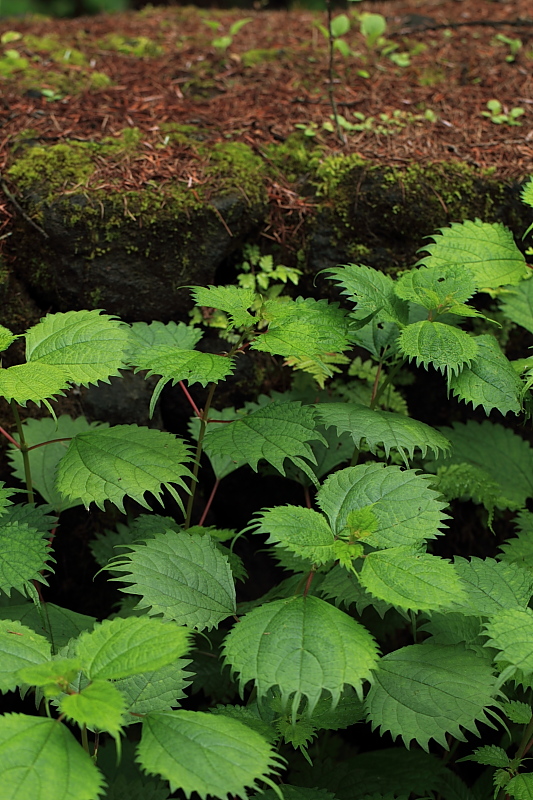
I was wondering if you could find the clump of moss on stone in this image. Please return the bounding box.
[7,142,96,200]
[203,142,267,206]
[262,133,324,183]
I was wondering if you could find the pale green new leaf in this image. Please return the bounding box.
[74,616,191,681]
[0,602,95,648]
[115,660,192,723]
[9,415,107,511]
[223,596,379,714]
[507,774,533,800]
[127,321,203,362]
[398,320,478,376]
[26,309,129,387]
[138,709,283,798]
[18,658,81,696]
[0,713,105,800]
[315,402,450,462]
[360,547,464,613]
[108,530,236,630]
[395,265,477,312]
[0,520,54,596]
[484,608,533,681]
[0,361,70,406]
[249,506,335,566]
[427,421,533,510]
[60,679,126,738]
[317,464,449,550]
[0,619,51,692]
[449,334,522,415]
[190,284,257,328]
[451,557,533,617]
[0,324,16,353]
[326,264,409,325]
[416,219,529,289]
[55,425,194,512]
[500,280,533,334]
[365,643,500,750]
[203,401,325,485]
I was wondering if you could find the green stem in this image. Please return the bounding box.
[11,401,33,504]
[184,382,217,529]
[80,724,90,754]
[371,357,407,411]
[516,714,533,761]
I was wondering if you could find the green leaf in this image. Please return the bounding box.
[9,415,107,511]
[316,402,450,462]
[360,547,464,613]
[74,616,191,680]
[420,613,487,655]
[0,713,105,799]
[248,506,335,566]
[395,265,478,312]
[55,425,194,512]
[18,658,81,698]
[522,177,533,209]
[60,679,125,738]
[0,520,54,596]
[127,321,203,361]
[366,643,500,750]
[500,280,533,334]
[108,530,236,630]
[416,219,529,289]
[190,285,257,328]
[132,346,236,388]
[309,688,365,731]
[203,401,325,486]
[484,608,533,681]
[257,787,337,800]
[507,774,533,800]
[0,619,51,692]
[115,660,192,723]
[138,709,283,798]
[451,557,533,617]
[0,324,16,353]
[434,463,509,521]
[189,407,247,480]
[317,464,449,549]
[325,264,409,325]
[0,602,95,648]
[223,596,379,715]
[89,514,181,568]
[0,362,70,406]
[498,510,533,569]
[428,421,533,510]
[211,703,277,743]
[319,563,392,617]
[350,319,400,360]
[461,744,510,768]
[398,320,478,377]
[503,700,532,725]
[449,334,522,415]
[330,13,350,37]
[26,309,128,387]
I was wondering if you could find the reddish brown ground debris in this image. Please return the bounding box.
[0,0,532,241]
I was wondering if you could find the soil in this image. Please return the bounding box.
[0,0,532,248]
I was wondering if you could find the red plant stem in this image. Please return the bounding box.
[303,570,315,598]
[0,425,20,448]
[198,478,220,527]
[304,485,311,509]
[27,437,72,452]
[179,380,202,418]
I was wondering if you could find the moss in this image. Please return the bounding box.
[262,133,324,183]
[22,34,88,66]
[241,48,282,67]
[203,141,268,206]
[97,33,164,58]
[7,142,95,199]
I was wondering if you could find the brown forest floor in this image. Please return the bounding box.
[0,0,532,242]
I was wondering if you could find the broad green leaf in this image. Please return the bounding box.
[350,319,400,359]
[500,280,533,334]
[249,506,335,566]
[316,403,450,462]
[138,709,283,798]
[499,511,533,570]
[0,361,70,406]
[0,483,14,518]
[0,619,51,692]
[115,660,192,723]
[9,415,107,511]
[484,608,533,681]
[398,320,478,376]
[127,321,202,361]
[416,219,529,289]
[223,596,379,714]
[189,407,247,480]
[0,602,95,648]
[211,703,277,743]
[89,514,181,568]
[0,714,105,800]
[108,530,236,630]
[507,774,533,800]
[434,462,511,522]
[461,745,510,768]
[60,679,125,738]
[366,643,500,750]
[26,309,128,387]
[319,563,392,617]
[360,547,464,613]
[419,613,487,656]
[451,557,533,617]
[503,700,532,724]
[427,421,533,510]
[0,324,16,353]
[317,464,448,549]
[55,425,194,512]
[203,401,325,486]
[0,520,53,596]
[330,13,350,37]
[449,334,522,415]
[190,285,257,328]
[74,616,191,680]
[395,265,477,312]
[326,264,409,325]
[309,688,365,731]
[132,346,235,387]
[18,658,81,698]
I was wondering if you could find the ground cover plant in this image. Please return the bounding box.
[1,179,533,799]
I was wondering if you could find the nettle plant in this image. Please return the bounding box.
[2,179,533,800]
